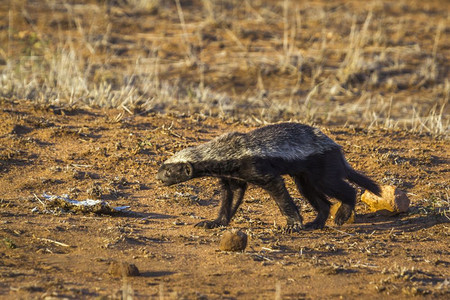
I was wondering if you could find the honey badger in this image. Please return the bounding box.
[157,123,380,231]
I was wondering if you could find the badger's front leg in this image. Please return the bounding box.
[195,178,231,229]
[229,180,247,219]
[195,179,247,229]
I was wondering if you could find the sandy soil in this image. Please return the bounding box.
[0,100,448,299]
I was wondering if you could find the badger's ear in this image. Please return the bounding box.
[184,162,193,177]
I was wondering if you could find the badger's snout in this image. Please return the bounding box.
[156,162,193,186]
[156,168,167,184]
[156,170,163,181]
[156,166,174,186]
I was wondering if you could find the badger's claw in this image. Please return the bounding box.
[194,220,226,229]
[283,222,304,233]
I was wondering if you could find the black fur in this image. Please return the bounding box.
[157,123,380,231]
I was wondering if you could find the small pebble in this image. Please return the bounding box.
[108,261,140,277]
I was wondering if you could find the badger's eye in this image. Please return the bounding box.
[164,170,171,177]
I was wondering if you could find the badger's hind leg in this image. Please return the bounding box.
[309,150,357,226]
[195,178,247,229]
[293,175,330,229]
[255,176,303,233]
[317,178,356,226]
[323,180,356,225]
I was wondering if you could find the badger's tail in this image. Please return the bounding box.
[344,160,381,196]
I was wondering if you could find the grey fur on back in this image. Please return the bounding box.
[165,123,339,164]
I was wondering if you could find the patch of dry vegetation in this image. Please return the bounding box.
[0,0,448,135]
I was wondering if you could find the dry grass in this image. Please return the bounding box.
[0,0,448,135]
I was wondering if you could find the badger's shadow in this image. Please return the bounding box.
[116,211,177,220]
[351,208,449,233]
[139,271,176,278]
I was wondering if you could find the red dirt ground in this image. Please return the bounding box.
[0,100,448,299]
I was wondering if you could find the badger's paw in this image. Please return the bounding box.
[194,220,226,229]
[304,220,326,230]
[283,222,304,234]
[334,204,353,226]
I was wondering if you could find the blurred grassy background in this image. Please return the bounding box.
[0,0,448,135]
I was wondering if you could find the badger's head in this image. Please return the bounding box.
[156,162,194,186]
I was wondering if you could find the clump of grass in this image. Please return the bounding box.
[2,237,17,249]
[124,0,160,14]
[337,11,374,86]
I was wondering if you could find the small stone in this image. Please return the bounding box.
[108,261,140,277]
[329,202,355,224]
[173,219,186,225]
[361,185,410,214]
[219,230,247,252]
